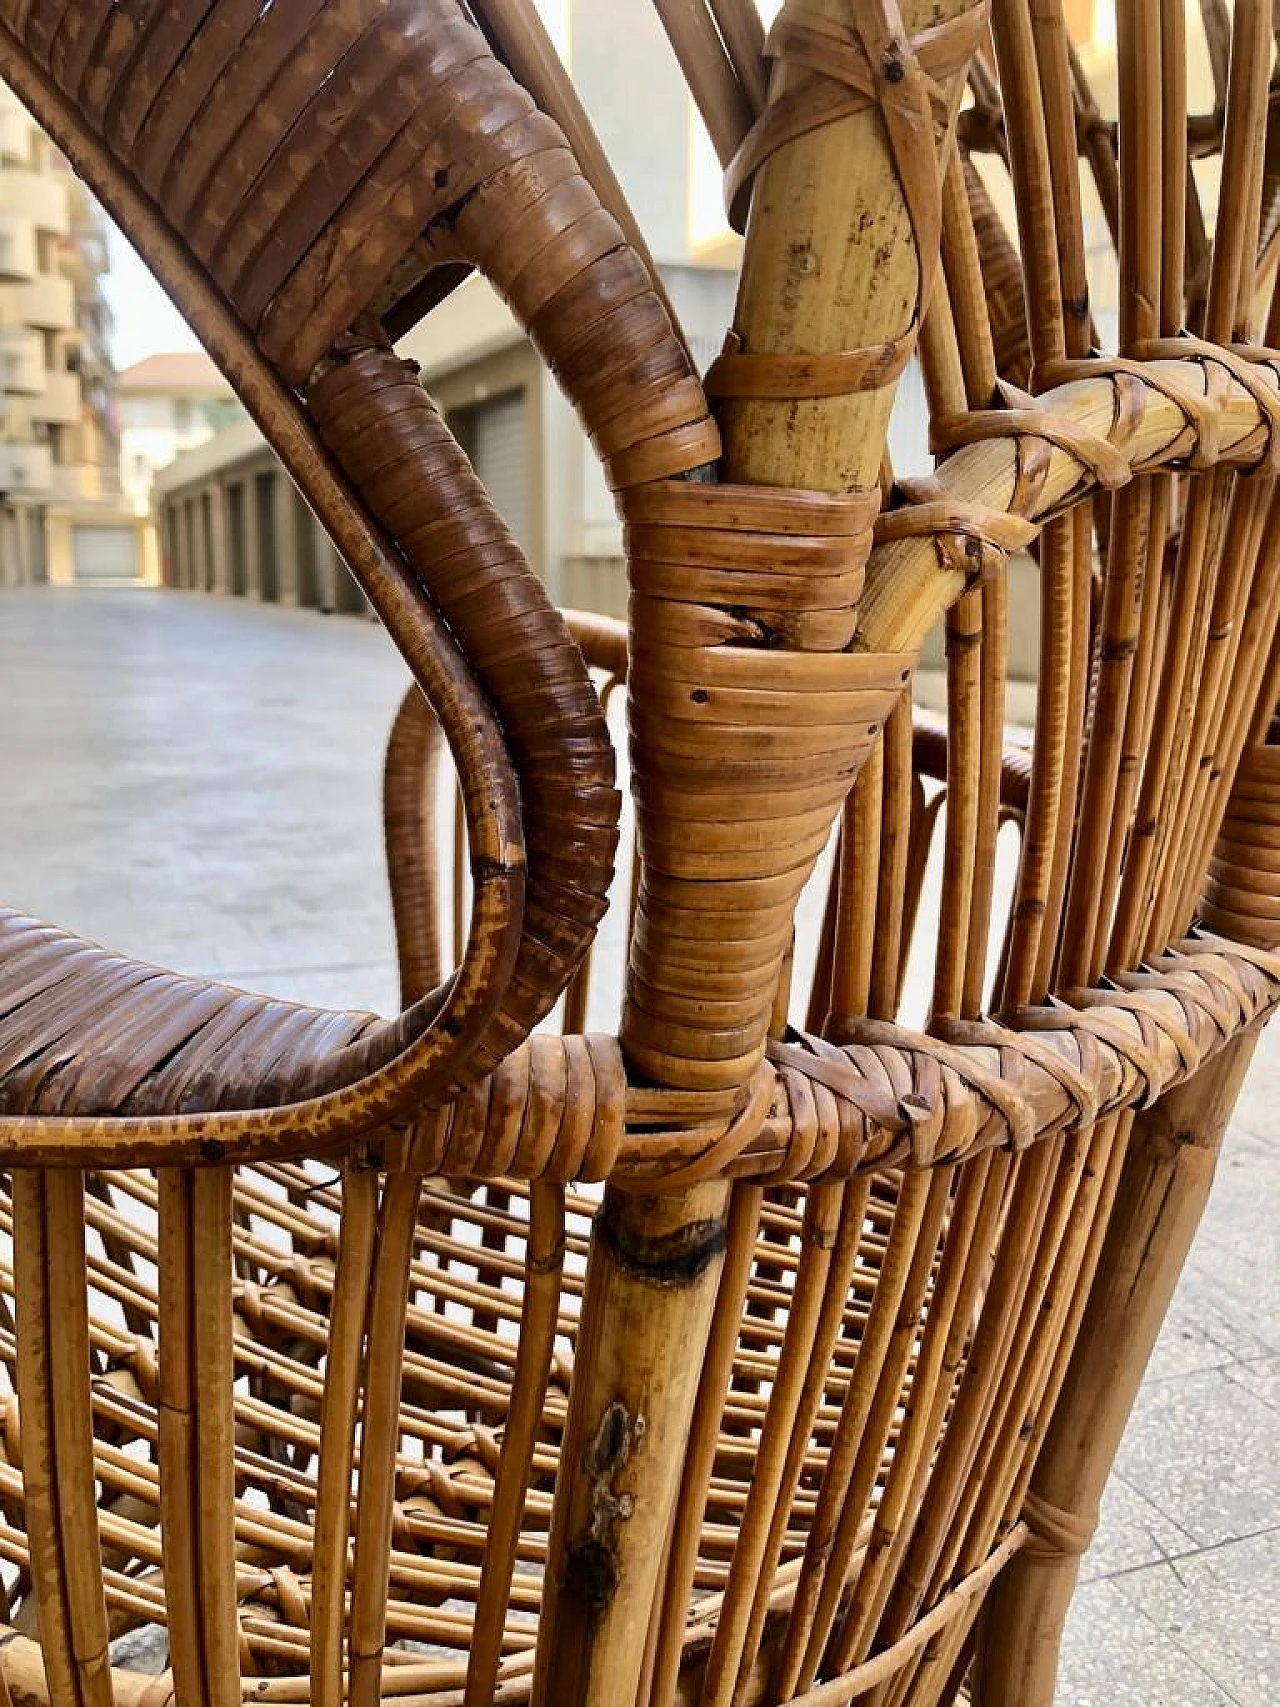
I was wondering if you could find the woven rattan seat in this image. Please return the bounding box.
[1,0,1279,1704]
[0,909,383,1118]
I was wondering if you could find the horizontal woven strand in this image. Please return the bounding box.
[410,936,1280,1187]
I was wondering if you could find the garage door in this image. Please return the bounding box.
[446,389,531,553]
[73,524,139,581]
[473,392,528,546]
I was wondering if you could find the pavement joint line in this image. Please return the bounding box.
[1221,1365,1280,1415]
[1093,1520,1280,1584]
[1131,1330,1280,1382]
[1104,1590,1249,1706]
[1110,1450,1275,1554]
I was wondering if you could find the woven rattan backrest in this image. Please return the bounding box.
[0,4,1277,1707]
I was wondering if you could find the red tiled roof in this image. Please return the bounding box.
[117,352,232,396]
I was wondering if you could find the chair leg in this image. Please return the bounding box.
[970,1026,1261,1706]
[533,1181,731,1707]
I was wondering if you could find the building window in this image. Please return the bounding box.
[172,398,194,434]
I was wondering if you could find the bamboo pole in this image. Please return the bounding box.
[532,3,983,1701]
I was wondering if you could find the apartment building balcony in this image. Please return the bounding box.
[0,106,29,166]
[0,209,36,280]
[30,370,81,427]
[16,272,75,331]
[55,230,106,290]
[47,459,121,505]
[60,320,113,380]
[0,168,69,236]
[0,439,51,494]
[0,328,46,396]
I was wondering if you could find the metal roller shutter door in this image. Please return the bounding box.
[472,391,529,551]
[73,524,138,580]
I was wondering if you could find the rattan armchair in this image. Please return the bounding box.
[0,2,1277,1705]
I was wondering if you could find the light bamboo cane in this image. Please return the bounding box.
[533,3,983,1701]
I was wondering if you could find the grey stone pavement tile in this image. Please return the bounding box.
[1060,1577,1240,1705]
[1,585,409,986]
[1141,1280,1279,1385]
[2,586,1277,1703]
[1111,1529,1280,1706]
[1108,1368,1280,1551]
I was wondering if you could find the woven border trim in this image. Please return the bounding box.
[398,932,1280,1187]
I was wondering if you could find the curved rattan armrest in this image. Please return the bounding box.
[0,901,504,1166]
[0,16,651,1138]
[385,611,631,1010]
[911,713,1034,813]
[0,28,558,1143]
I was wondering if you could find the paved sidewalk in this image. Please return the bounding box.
[1,586,1276,1703]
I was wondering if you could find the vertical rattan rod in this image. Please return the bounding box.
[1145,0,1272,950]
[924,157,1009,1014]
[987,0,1093,1002]
[13,1169,115,1707]
[1199,0,1232,113]
[309,1165,378,1707]
[1056,0,1165,989]
[696,1178,870,1705]
[706,0,767,115]
[465,1181,565,1707]
[823,1152,1005,1677]
[158,1168,239,1707]
[873,697,917,1016]
[651,0,756,167]
[772,1170,944,1699]
[971,1030,1262,1706]
[648,1181,766,1707]
[1115,0,1269,964]
[347,1171,422,1707]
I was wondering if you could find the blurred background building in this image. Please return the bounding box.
[152,1,749,617]
[0,80,143,585]
[0,0,1229,654]
[118,352,243,520]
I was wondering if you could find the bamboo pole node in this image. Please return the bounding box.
[705,0,984,432]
